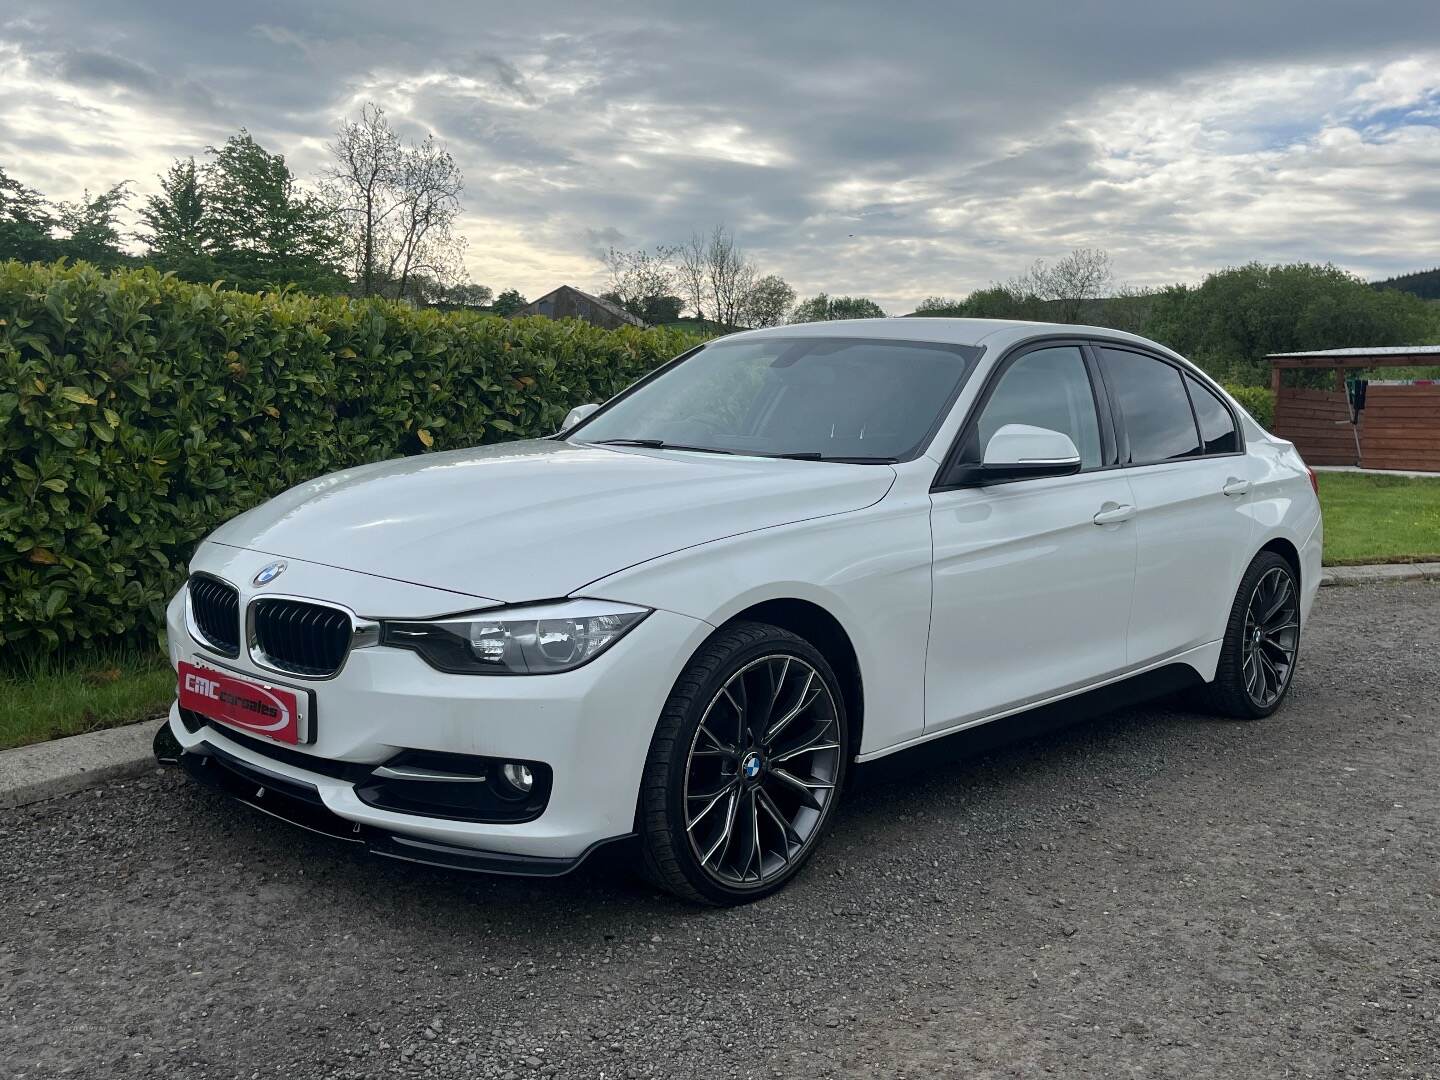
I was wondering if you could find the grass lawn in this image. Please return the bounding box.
[0,651,173,751]
[1318,471,1440,566]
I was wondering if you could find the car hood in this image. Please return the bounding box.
[206,439,896,604]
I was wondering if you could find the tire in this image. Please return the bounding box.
[1196,551,1302,720]
[637,621,849,905]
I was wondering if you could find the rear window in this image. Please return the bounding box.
[1185,374,1240,454]
[1099,348,1201,464]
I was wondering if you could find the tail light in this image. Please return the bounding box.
[1306,466,1319,496]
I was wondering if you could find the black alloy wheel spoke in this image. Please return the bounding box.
[756,786,803,856]
[770,719,841,764]
[768,767,831,811]
[764,669,818,746]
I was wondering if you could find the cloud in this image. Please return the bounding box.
[1,2,1439,311]
[56,49,166,94]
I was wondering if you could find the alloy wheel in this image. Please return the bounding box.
[1242,566,1299,708]
[683,654,843,888]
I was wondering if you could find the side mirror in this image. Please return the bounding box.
[559,402,600,434]
[978,424,1082,482]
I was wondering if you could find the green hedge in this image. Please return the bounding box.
[1223,384,1275,429]
[0,261,702,658]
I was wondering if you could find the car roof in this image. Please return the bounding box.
[719,317,1179,358]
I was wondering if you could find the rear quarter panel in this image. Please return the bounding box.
[1245,431,1324,625]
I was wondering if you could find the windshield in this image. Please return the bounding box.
[572,336,981,462]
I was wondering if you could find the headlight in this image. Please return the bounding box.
[381,599,651,675]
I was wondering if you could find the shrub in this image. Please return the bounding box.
[0,261,702,659]
[1224,384,1275,429]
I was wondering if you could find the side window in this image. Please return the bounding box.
[977,346,1102,469]
[1099,348,1201,464]
[1185,374,1239,454]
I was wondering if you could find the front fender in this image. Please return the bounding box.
[579,492,934,756]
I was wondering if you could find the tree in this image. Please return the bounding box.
[913,295,966,316]
[204,130,345,293]
[640,294,684,324]
[674,232,710,321]
[602,245,678,320]
[741,274,796,328]
[1013,247,1113,323]
[325,104,467,303]
[958,283,1045,320]
[0,167,59,262]
[789,293,887,322]
[325,103,399,299]
[137,158,213,280]
[54,183,131,268]
[604,231,787,328]
[675,225,757,330]
[384,132,466,302]
[602,289,684,325]
[1146,262,1440,383]
[492,288,528,316]
[1097,284,1158,336]
[434,281,494,309]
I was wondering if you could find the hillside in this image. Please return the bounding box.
[1373,268,1440,301]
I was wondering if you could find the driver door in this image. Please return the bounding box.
[925,343,1138,732]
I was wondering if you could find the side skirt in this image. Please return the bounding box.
[849,663,1203,792]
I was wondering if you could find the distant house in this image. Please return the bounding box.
[513,285,646,329]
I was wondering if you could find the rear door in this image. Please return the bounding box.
[1096,346,1258,666]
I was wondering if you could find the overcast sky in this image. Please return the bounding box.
[3,1,1439,311]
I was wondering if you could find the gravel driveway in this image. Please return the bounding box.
[3,582,1437,1080]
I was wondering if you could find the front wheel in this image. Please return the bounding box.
[637,622,848,905]
[1199,551,1302,719]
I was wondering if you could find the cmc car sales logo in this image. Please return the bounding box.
[178,662,298,742]
[183,670,284,722]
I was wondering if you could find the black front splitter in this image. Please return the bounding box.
[167,730,631,879]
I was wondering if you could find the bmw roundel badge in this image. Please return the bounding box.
[252,560,288,587]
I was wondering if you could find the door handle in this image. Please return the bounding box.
[1222,477,1252,496]
[1092,502,1135,525]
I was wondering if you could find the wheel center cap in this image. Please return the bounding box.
[741,751,763,781]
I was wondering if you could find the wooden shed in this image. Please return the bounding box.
[1267,347,1440,472]
[513,285,646,329]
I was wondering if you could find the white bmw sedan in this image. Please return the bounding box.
[161,318,1321,904]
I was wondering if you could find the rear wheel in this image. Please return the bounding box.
[1198,551,1301,719]
[637,622,848,905]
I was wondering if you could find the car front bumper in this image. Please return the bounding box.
[163,551,713,866]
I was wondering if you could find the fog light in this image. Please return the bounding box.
[500,762,534,796]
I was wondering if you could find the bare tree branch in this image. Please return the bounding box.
[324,103,468,303]
[1013,247,1114,323]
[602,245,678,316]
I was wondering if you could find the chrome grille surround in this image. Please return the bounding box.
[186,573,241,657]
[246,595,379,680]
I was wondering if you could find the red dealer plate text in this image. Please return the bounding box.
[178,661,301,744]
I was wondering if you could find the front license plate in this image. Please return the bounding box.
[178,660,305,745]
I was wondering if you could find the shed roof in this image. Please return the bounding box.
[1266,345,1440,369]
[521,285,645,327]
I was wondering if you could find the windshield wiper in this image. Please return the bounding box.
[593,439,892,462]
[592,438,734,455]
[763,452,899,463]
